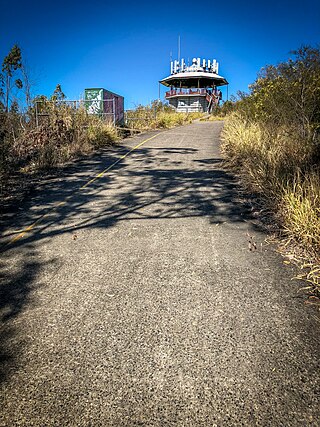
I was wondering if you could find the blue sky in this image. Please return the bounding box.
[1,0,320,109]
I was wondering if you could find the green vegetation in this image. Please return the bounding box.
[221,46,320,295]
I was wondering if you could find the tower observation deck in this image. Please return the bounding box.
[159,57,228,113]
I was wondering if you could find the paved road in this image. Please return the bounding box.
[0,121,319,426]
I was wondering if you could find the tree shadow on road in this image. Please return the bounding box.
[1,145,253,248]
[0,247,45,384]
[0,138,254,383]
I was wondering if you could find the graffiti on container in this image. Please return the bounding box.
[85,88,103,115]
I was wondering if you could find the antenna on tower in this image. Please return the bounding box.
[178,35,181,63]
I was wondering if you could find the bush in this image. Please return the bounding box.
[210,100,236,117]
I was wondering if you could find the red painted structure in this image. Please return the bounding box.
[103,89,124,125]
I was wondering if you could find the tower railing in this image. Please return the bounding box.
[165,88,209,98]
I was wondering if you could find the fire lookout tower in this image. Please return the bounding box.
[159,57,228,113]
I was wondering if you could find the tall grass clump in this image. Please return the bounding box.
[222,46,320,294]
[86,117,118,147]
[282,169,320,253]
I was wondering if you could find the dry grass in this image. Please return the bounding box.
[11,108,119,172]
[281,170,320,252]
[153,112,203,129]
[222,112,320,296]
[126,108,205,131]
[202,115,225,121]
[86,119,119,147]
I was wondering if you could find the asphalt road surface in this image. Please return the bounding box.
[0,121,319,426]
